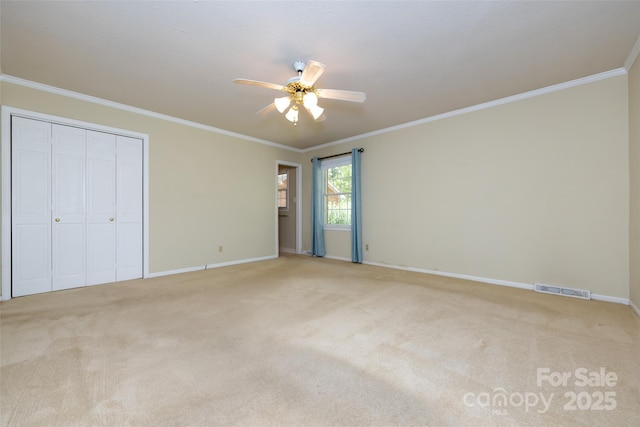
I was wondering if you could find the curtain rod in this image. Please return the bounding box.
[311,148,364,162]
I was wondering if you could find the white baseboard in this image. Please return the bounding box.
[300,252,351,261]
[591,293,629,305]
[206,255,277,269]
[324,254,352,262]
[146,265,204,278]
[112,254,639,310]
[362,261,630,306]
[364,260,534,291]
[147,254,277,278]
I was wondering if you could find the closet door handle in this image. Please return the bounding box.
[109,218,114,222]
[55,218,60,222]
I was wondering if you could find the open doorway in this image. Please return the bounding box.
[276,161,302,256]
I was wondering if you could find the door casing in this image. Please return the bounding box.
[275,160,302,255]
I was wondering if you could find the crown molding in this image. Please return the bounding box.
[1,68,627,156]
[0,75,302,153]
[302,68,628,153]
[624,33,640,71]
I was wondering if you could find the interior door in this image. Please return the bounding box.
[51,124,86,291]
[116,135,143,281]
[86,130,116,285]
[11,117,52,297]
[10,115,144,297]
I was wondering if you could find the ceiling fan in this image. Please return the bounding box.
[233,60,366,125]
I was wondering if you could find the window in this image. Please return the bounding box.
[322,157,352,227]
[277,170,288,209]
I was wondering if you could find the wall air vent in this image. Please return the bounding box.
[534,283,591,300]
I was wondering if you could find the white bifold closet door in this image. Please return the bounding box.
[86,130,117,286]
[11,116,142,297]
[52,124,87,291]
[11,117,52,296]
[115,136,143,281]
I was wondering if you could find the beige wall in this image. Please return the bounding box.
[304,75,630,299]
[1,69,634,302]
[0,81,300,295]
[629,55,640,311]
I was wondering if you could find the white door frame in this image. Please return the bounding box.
[1,106,150,300]
[275,160,302,255]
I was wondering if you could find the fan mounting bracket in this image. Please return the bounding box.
[292,61,306,73]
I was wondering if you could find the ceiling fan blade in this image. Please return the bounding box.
[233,78,284,92]
[299,60,326,87]
[316,88,366,103]
[256,103,276,116]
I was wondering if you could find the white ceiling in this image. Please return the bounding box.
[1,1,640,150]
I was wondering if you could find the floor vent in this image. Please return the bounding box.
[534,283,590,300]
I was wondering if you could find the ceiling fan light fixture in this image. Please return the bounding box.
[285,105,299,124]
[303,92,318,107]
[274,96,291,113]
[233,59,366,125]
[308,104,324,120]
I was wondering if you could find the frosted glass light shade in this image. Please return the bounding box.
[303,92,318,107]
[307,104,324,120]
[285,106,298,123]
[274,96,291,113]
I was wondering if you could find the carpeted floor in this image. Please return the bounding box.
[1,255,638,426]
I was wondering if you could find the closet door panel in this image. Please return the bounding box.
[86,131,116,285]
[53,223,85,288]
[11,117,52,296]
[116,136,143,281]
[52,124,86,291]
[13,225,50,294]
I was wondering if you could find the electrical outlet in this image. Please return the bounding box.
[219,245,223,253]
[365,244,369,251]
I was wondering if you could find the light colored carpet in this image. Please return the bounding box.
[1,255,638,426]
